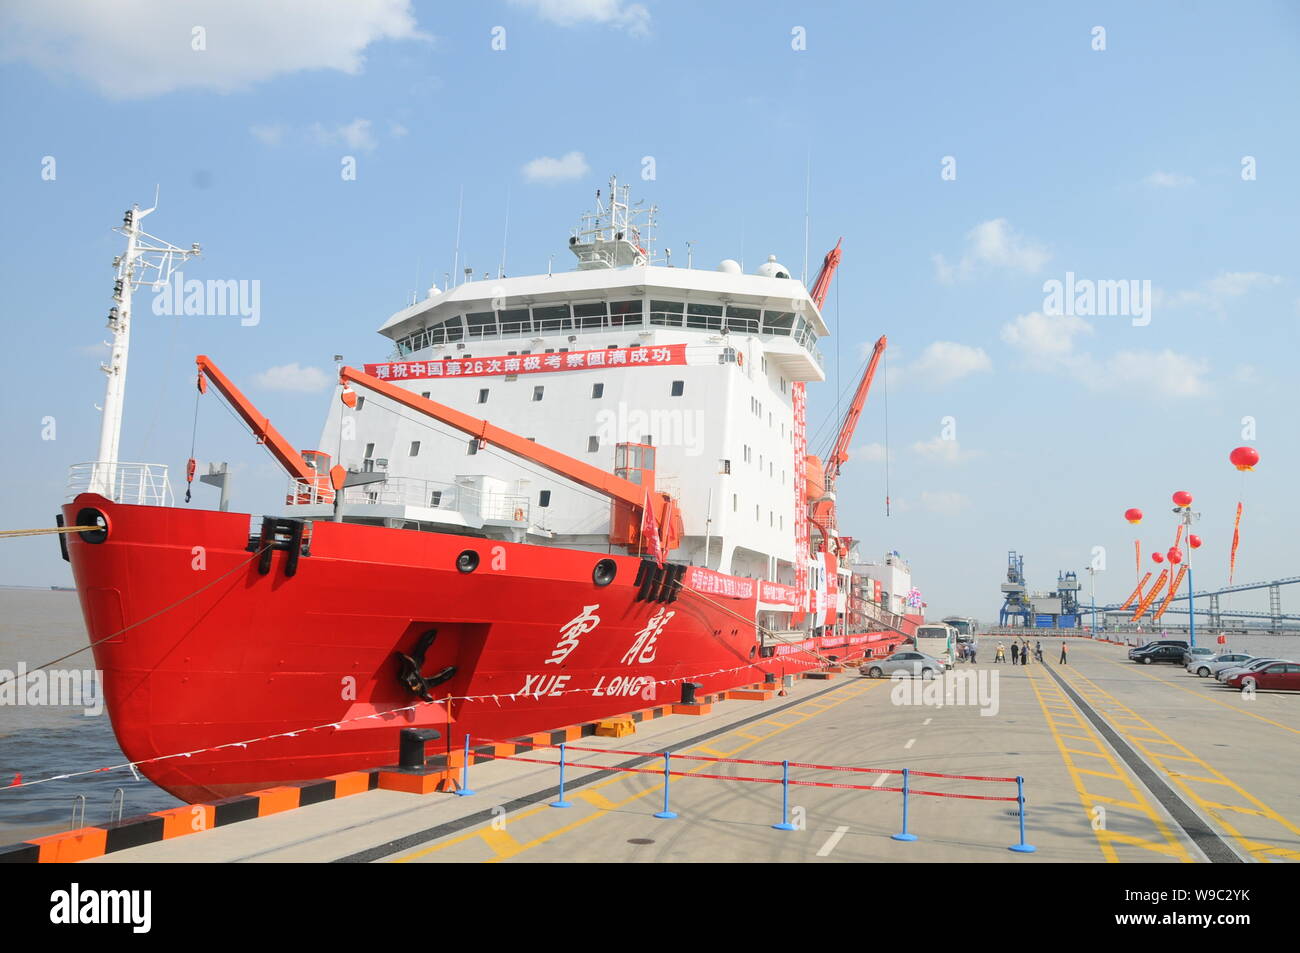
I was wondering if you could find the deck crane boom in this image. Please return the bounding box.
[337,365,683,554]
[826,334,887,488]
[808,238,842,311]
[194,355,322,485]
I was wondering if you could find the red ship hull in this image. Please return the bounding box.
[62,495,905,803]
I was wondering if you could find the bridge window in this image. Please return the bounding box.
[609,300,643,326]
[533,304,572,332]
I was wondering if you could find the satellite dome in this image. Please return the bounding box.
[755,254,791,279]
[717,259,742,275]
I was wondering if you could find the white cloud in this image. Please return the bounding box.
[249,123,286,147]
[522,151,590,184]
[1000,312,1207,398]
[934,218,1049,283]
[255,363,331,393]
[0,0,427,99]
[908,341,992,387]
[1157,271,1283,314]
[1145,171,1195,188]
[1000,311,1093,360]
[509,0,650,35]
[911,437,979,464]
[310,118,377,152]
[389,121,409,138]
[1092,350,1210,399]
[920,490,969,515]
[849,442,893,463]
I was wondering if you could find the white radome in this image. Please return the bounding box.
[717,259,742,275]
[755,254,791,279]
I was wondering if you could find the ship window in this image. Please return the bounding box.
[466,438,478,455]
[356,396,365,411]
[409,441,421,456]
[587,436,599,453]
[721,459,730,474]
[686,302,723,331]
[763,311,795,335]
[573,302,607,328]
[421,391,430,399]
[725,306,760,333]
[755,504,760,520]
[478,388,489,404]
[592,383,604,398]
[539,490,551,507]
[533,386,544,401]
[649,300,683,328]
[364,443,375,458]
[499,308,530,334]
[466,312,496,337]
[671,380,684,397]
[430,490,442,507]
[532,304,572,332]
[609,300,643,326]
[733,494,737,512]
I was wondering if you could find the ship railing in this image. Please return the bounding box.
[66,462,174,506]
[285,476,529,523]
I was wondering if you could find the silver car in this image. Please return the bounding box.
[1216,657,1283,683]
[1187,653,1252,678]
[862,651,946,680]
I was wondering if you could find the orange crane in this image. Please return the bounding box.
[808,238,842,310]
[194,355,333,502]
[337,365,683,555]
[807,335,888,557]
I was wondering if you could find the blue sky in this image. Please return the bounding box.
[0,1,1296,621]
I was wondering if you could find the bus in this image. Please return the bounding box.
[942,616,977,643]
[914,623,956,667]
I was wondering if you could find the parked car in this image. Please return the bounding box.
[1127,639,1189,661]
[1224,661,1300,693]
[862,651,946,679]
[1183,646,1216,665]
[1187,653,1253,678]
[1129,643,1188,665]
[1216,657,1284,683]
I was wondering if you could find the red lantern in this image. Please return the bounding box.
[1124,507,1143,524]
[1152,551,1164,563]
[1217,634,1226,645]
[1188,534,1202,549]
[1229,446,1259,471]
[1172,490,1193,507]
[1167,548,1183,564]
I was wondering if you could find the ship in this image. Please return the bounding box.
[59,180,924,803]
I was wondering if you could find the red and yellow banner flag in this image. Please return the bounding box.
[1229,502,1243,584]
[1152,565,1188,622]
[1132,568,1169,622]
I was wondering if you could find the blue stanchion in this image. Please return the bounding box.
[772,759,797,830]
[455,733,476,797]
[891,768,918,841]
[1008,776,1036,852]
[654,751,677,819]
[550,742,573,808]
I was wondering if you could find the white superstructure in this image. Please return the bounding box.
[313,178,828,587]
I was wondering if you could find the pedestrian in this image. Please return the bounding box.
[1010,641,1020,665]
[1059,641,1068,665]
[956,641,966,663]
[996,641,1006,663]
[1023,640,1032,664]
[1035,640,1043,663]
[969,641,977,664]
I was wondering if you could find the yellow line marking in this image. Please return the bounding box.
[1024,664,1193,864]
[391,679,883,863]
[576,790,619,810]
[1058,666,1300,864]
[479,827,526,859]
[1100,656,1300,738]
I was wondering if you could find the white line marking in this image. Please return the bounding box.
[922,717,932,726]
[816,825,850,857]
[872,773,891,787]
[904,738,916,749]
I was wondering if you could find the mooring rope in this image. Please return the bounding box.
[0,526,97,539]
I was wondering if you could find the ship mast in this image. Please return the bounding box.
[90,201,201,498]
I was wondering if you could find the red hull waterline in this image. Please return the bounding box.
[62,495,912,803]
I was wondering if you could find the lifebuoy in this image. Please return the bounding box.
[514,507,524,521]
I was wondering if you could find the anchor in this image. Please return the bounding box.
[395,628,457,702]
